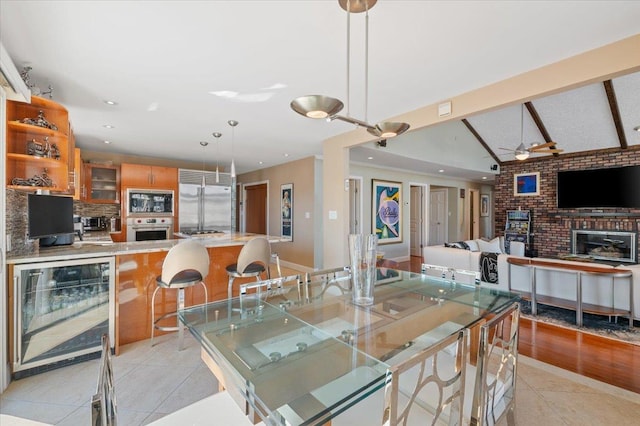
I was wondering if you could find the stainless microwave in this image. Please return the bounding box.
[126,189,174,216]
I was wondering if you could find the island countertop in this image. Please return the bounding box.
[6,232,286,264]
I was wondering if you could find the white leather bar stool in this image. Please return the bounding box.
[226,237,273,300]
[151,240,209,350]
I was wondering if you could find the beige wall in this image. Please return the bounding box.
[323,33,640,268]
[238,156,317,269]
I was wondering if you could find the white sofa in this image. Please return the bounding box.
[423,242,640,321]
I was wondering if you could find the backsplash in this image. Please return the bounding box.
[6,189,38,256]
[73,201,120,218]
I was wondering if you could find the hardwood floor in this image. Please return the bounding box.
[398,256,640,394]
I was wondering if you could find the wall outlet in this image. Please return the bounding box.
[6,235,11,252]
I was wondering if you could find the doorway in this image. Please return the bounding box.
[409,185,425,257]
[468,189,480,240]
[428,189,448,246]
[243,182,268,234]
[348,177,362,234]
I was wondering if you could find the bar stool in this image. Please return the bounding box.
[151,240,209,350]
[226,237,273,300]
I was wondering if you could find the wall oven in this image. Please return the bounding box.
[126,217,173,242]
[126,189,174,216]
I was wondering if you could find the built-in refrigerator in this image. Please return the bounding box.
[179,169,233,233]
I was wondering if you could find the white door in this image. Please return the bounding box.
[348,178,362,234]
[410,186,424,256]
[429,189,447,246]
[469,189,480,239]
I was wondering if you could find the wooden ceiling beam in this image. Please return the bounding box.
[524,101,560,157]
[603,79,628,149]
[461,118,503,165]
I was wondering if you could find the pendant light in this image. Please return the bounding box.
[290,0,409,139]
[212,132,222,183]
[514,104,530,161]
[228,120,238,178]
[199,141,208,186]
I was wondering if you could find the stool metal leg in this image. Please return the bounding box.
[150,285,162,347]
[228,276,235,300]
[177,288,185,351]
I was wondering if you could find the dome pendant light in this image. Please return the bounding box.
[228,120,238,179]
[290,0,409,139]
[212,132,222,183]
[199,141,209,186]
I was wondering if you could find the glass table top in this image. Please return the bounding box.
[179,268,520,425]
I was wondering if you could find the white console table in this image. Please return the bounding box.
[507,257,633,328]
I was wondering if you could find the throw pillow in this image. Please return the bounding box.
[477,237,502,253]
[465,240,480,252]
[444,241,470,250]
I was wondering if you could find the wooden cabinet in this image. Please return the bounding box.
[83,163,120,203]
[120,163,177,190]
[6,96,70,192]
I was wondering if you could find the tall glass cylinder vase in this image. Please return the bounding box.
[349,234,377,306]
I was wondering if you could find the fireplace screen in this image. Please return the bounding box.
[571,230,636,263]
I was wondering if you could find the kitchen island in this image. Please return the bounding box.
[7,233,286,354]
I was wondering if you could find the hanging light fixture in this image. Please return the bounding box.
[212,132,222,183]
[514,104,530,161]
[199,141,209,186]
[228,120,238,178]
[290,0,409,139]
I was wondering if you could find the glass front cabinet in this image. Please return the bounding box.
[13,256,115,377]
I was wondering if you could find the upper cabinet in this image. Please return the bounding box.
[83,163,120,204]
[120,163,177,190]
[6,96,70,192]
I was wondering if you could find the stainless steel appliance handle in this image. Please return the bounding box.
[13,273,20,365]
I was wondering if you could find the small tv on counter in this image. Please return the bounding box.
[28,193,74,242]
[557,165,640,209]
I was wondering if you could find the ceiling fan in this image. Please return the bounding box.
[499,104,564,160]
[499,141,564,160]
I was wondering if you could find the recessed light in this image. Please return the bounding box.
[367,156,374,160]
[438,169,445,173]
[103,124,114,129]
[103,140,111,144]
[482,176,487,180]
[103,100,118,106]
[283,153,289,157]
[259,161,263,165]
[634,125,640,132]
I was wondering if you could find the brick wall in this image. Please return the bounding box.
[494,147,640,259]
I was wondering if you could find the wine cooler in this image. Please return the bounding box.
[13,256,115,377]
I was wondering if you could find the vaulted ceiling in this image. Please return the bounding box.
[2,1,639,181]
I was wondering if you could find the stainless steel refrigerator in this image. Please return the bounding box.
[179,169,233,233]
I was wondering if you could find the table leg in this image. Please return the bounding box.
[468,319,486,367]
[576,273,583,327]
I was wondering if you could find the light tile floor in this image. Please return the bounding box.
[1,332,639,425]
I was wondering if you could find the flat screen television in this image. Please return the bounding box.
[28,194,74,239]
[557,165,640,209]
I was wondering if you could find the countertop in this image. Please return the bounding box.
[7,232,286,265]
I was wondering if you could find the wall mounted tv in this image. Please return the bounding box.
[28,193,74,240]
[557,165,640,209]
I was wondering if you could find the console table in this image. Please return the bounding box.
[507,257,633,328]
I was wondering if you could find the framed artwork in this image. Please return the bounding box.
[281,183,293,241]
[480,194,490,217]
[514,172,540,196]
[372,179,402,245]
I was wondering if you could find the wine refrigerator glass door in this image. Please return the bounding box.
[13,256,115,375]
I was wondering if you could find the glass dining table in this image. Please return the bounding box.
[178,267,520,425]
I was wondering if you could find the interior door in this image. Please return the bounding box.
[348,178,361,234]
[428,189,447,246]
[244,183,267,234]
[410,186,424,256]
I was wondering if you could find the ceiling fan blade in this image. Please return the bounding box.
[547,148,564,153]
[498,147,516,152]
[529,142,556,151]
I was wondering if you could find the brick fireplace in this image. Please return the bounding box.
[494,147,640,262]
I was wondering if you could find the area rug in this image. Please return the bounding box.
[519,300,640,345]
